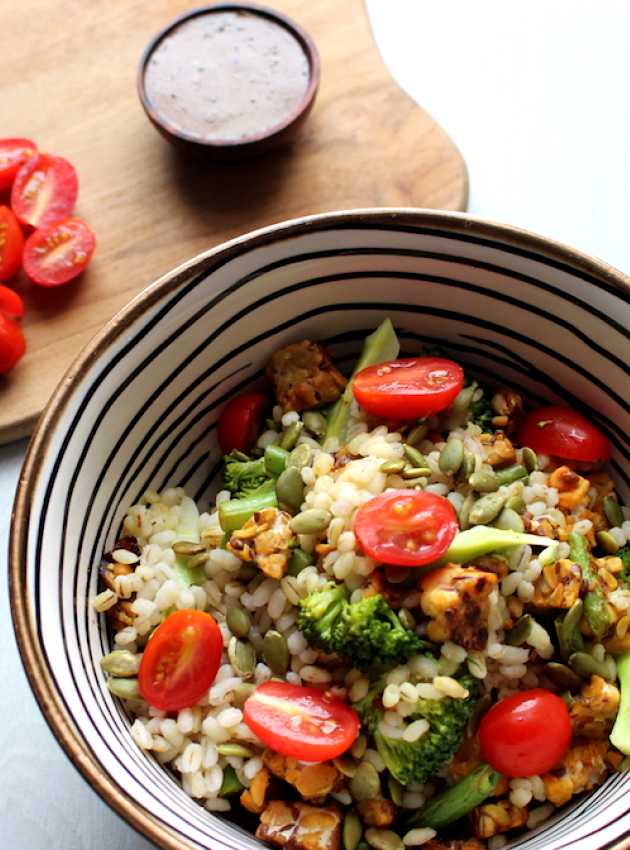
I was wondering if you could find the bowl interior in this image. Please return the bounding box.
[12,211,630,850]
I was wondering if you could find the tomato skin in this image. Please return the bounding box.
[0,138,37,191]
[22,217,95,287]
[244,680,360,761]
[0,284,25,319]
[479,689,571,777]
[11,153,78,228]
[518,405,611,463]
[0,206,24,282]
[353,490,459,567]
[353,357,464,420]
[218,392,268,454]
[0,312,26,374]
[138,609,223,712]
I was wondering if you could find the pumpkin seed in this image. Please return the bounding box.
[226,605,251,638]
[387,775,404,806]
[228,636,256,677]
[468,468,499,493]
[505,614,534,646]
[401,467,432,479]
[287,443,312,470]
[107,677,140,700]
[263,630,289,675]
[350,734,367,760]
[493,507,524,533]
[451,385,476,415]
[173,541,207,556]
[280,421,303,450]
[303,411,327,438]
[99,650,141,677]
[398,608,416,630]
[343,811,363,850]
[364,829,404,850]
[544,662,583,691]
[276,466,305,512]
[231,682,256,707]
[568,651,615,682]
[287,547,313,576]
[458,492,475,530]
[380,459,406,474]
[603,495,624,528]
[505,494,526,514]
[496,464,528,486]
[334,755,358,778]
[217,743,255,758]
[438,438,464,475]
[458,450,476,481]
[469,491,507,525]
[187,552,209,571]
[290,508,332,534]
[407,421,429,446]
[403,444,427,468]
[555,599,584,660]
[522,447,538,473]
[350,761,380,801]
[597,530,620,554]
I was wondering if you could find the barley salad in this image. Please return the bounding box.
[93,319,630,850]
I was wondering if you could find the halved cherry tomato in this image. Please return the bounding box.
[22,217,95,287]
[479,688,571,777]
[11,153,78,228]
[353,357,464,420]
[244,680,360,761]
[0,312,26,374]
[138,609,223,712]
[518,405,611,464]
[0,138,37,191]
[0,284,25,320]
[353,490,458,567]
[0,206,24,282]
[217,391,268,454]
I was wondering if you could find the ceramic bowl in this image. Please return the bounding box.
[10,209,630,850]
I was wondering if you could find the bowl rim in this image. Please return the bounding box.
[10,207,630,850]
[137,1,321,151]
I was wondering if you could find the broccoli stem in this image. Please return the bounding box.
[569,532,610,640]
[264,444,289,476]
[610,651,630,755]
[218,482,278,533]
[437,526,555,566]
[323,319,400,451]
[404,764,501,830]
[173,497,205,587]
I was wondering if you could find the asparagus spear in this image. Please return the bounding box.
[569,532,610,640]
[436,526,555,566]
[403,763,501,830]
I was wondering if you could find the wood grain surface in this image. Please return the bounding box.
[0,0,468,444]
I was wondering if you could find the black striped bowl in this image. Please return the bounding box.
[10,210,630,850]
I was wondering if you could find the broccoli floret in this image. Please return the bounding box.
[297,584,424,670]
[618,545,630,587]
[470,389,494,431]
[356,675,480,786]
[223,451,270,498]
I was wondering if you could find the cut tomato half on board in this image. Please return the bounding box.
[0,206,24,282]
[11,153,78,228]
[0,138,37,191]
[22,217,95,286]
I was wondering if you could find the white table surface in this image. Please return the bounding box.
[3,2,630,847]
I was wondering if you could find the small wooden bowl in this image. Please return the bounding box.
[137,2,320,160]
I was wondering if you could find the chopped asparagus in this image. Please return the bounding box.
[436,526,555,566]
[403,763,501,830]
[569,532,610,640]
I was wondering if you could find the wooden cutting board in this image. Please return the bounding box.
[0,0,467,444]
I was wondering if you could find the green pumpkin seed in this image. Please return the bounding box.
[555,599,584,660]
[226,605,251,638]
[334,755,358,778]
[438,438,464,475]
[495,464,528,486]
[468,468,499,493]
[568,651,615,682]
[280,421,303,450]
[343,812,363,850]
[401,467,431,479]
[458,450,476,481]
[505,614,534,646]
[458,492,475,530]
[173,541,207,556]
[387,775,404,806]
[350,761,380,801]
[350,734,367,760]
[398,608,416,630]
[303,411,327,438]
[364,829,404,850]
[469,491,507,525]
[287,547,313,576]
[287,443,312,470]
[228,637,256,677]
[217,743,255,758]
[603,495,624,528]
[290,508,332,534]
[493,507,524,533]
[276,466,305,512]
[597,530,620,554]
[108,677,140,700]
[544,662,583,691]
[380,459,406,474]
[263,630,289,675]
[231,682,256,707]
[407,422,429,446]
[539,543,559,566]
[451,385,476,416]
[505,494,526,514]
[100,650,141,677]
[403,444,427,468]
[187,552,209,571]
[522,447,538,473]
